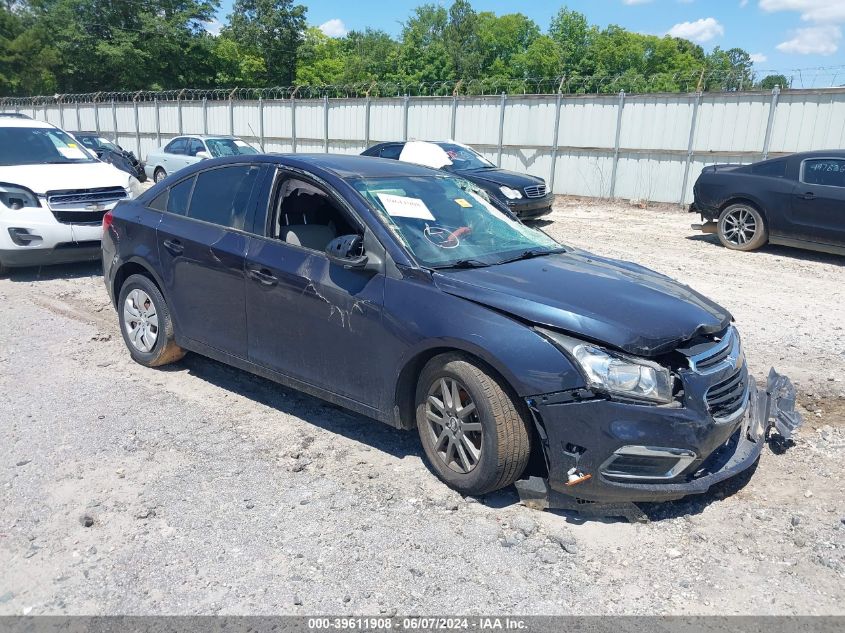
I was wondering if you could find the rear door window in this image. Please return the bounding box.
[167,176,195,215]
[187,165,262,230]
[379,144,403,160]
[165,138,187,155]
[188,138,205,157]
[802,159,845,188]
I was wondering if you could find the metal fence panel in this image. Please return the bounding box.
[6,87,845,204]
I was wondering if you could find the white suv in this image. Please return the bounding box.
[0,116,143,274]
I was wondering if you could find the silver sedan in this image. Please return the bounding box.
[144,135,259,182]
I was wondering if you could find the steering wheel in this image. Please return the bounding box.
[424,225,471,249]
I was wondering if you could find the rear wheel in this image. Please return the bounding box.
[415,353,531,496]
[117,274,184,367]
[718,203,768,251]
[0,260,7,277]
[153,167,167,184]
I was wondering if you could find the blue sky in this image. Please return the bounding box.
[215,1,845,85]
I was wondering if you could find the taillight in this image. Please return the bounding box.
[102,210,114,232]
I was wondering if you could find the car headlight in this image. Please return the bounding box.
[126,176,143,199]
[499,186,523,200]
[538,328,675,404]
[0,183,40,210]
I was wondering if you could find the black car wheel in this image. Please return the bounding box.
[415,353,531,496]
[118,274,185,367]
[718,203,768,251]
[153,167,167,184]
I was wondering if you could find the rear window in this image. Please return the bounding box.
[167,177,194,215]
[187,165,262,229]
[751,160,785,178]
[379,145,403,160]
[165,138,187,155]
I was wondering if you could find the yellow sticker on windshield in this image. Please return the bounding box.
[68,143,77,148]
[454,198,472,208]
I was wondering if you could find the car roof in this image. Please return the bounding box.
[0,117,57,129]
[283,153,446,179]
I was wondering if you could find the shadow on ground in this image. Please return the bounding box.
[5,260,102,282]
[686,234,845,266]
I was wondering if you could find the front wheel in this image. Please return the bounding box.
[117,274,185,367]
[415,353,532,496]
[718,204,768,251]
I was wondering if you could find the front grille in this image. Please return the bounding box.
[695,339,732,371]
[46,187,127,223]
[705,366,749,421]
[523,184,547,198]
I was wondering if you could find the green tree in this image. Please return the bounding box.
[759,74,789,90]
[477,12,540,79]
[226,0,307,86]
[342,29,401,84]
[295,26,344,85]
[444,0,482,81]
[396,4,450,87]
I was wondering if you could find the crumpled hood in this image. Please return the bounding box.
[457,167,545,190]
[0,162,130,195]
[433,250,732,356]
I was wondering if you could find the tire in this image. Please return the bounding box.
[717,203,768,251]
[415,353,531,496]
[153,167,167,184]
[117,274,185,367]
[0,260,7,277]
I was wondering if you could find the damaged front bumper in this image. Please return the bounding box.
[517,368,802,516]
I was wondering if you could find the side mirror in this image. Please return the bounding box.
[326,234,368,269]
[195,151,211,159]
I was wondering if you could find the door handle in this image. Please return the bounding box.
[247,267,277,286]
[797,192,816,200]
[163,238,183,255]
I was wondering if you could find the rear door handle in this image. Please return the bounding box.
[163,238,183,255]
[797,192,816,200]
[247,267,277,286]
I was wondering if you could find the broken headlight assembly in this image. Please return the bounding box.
[537,328,674,404]
[0,183,40,210]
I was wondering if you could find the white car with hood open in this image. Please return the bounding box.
[0,117,142,274]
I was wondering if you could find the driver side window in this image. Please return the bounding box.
[269,175,358,253]
[188,139,205,157]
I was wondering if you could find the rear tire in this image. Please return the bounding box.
[153,167,167,184]
[415,353,531,496]
[117,274,185,367]
[717,203,768,251]
[0,260,7,277]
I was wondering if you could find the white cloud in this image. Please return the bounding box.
[203,19,222,36]
[740,0,749,7]
[667,17,725,43]
[623,0,653,5]
[760,0,845,24]
[749,52,768,62]
[319,18,348,38]
[776,24,841,54]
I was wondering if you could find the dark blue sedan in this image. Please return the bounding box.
[101,154,800,515]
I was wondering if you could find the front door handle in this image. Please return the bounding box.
[797,192,816,200]
[163,238,183,255]
[247,267,277,286]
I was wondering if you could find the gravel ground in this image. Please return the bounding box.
[1,199,843,616]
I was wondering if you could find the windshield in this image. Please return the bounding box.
[351,175,560,268]
[438,143,495,171]
[0,127,96,165]
[206,138,259,158]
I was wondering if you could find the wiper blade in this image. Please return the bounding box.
[431,259,490,270]
[497,248,566,265]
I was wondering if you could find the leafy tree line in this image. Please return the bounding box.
[0,0,788,97]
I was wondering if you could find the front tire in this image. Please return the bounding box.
[117,274,185,367]
[415,353,532,496]
[718,203,768,251]
[153,167,167,184]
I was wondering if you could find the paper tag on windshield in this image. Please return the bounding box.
[234,140,249,147]
[377,193,435,221]
[454,198,472,208]
[58,146,87,159]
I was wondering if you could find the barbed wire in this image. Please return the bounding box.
[2,66,844,105]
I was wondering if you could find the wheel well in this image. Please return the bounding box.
[719,197,766,222]
[113,262,161,303]
[393,347,548,477]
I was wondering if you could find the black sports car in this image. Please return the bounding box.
[71,132,147,182]
[362,141,553,220]
[690,151,845,255]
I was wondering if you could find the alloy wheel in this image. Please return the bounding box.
[722,207,758,246]
[123,288,159,353]
[425,377,483,473]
